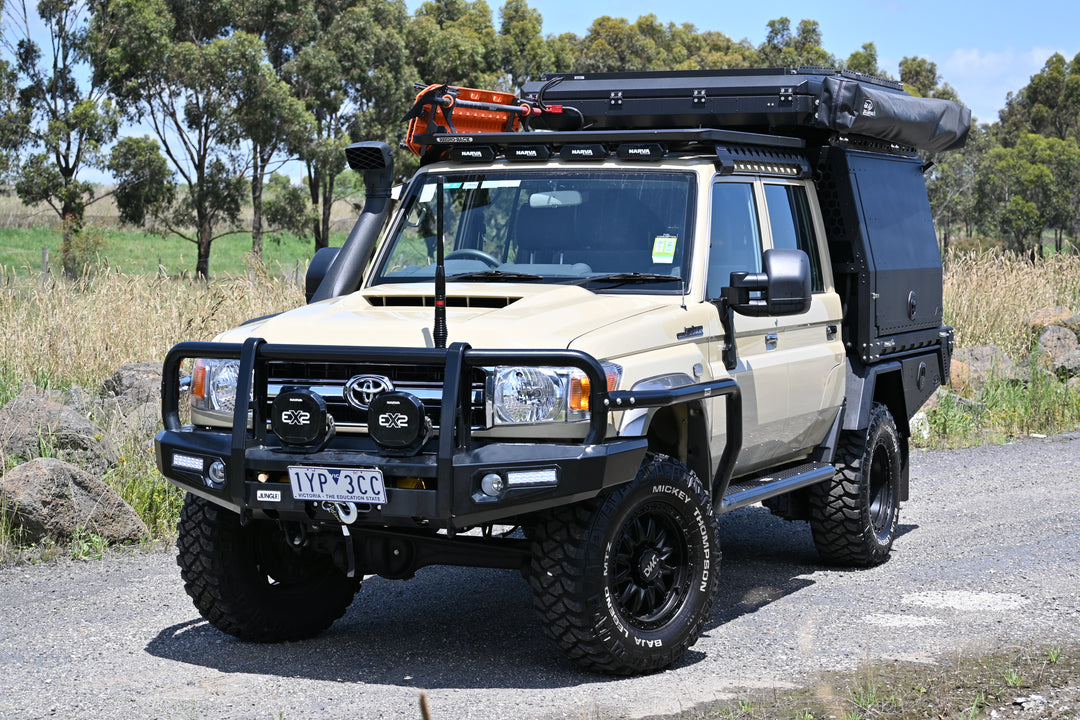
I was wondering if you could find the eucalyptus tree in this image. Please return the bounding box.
[90,0,252,278]
[999,52,1080,145]
[3,0,119,274]
[225,30,310,259]
[899,56,959,102]
[284,0,414,250]
[409,0,501,88]
[757,18,834,68]
[497,0,549,91]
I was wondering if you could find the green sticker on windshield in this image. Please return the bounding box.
[652,235,677,264]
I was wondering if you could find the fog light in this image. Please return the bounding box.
[480,473,505,497]
[205,460,227,490]
[506,468,558,488]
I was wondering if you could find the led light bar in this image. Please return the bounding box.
[506,468,558,488]
[172,453,204,472]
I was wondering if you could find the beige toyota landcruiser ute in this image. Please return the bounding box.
[156,68,969,674]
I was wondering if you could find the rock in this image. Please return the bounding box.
[0,458,147,543]
[1029,306,1080,334]
[60,386,98,416]
[950,345,1023,392]
[910,411,930,441]
[921,387,943,413]
[0,392,117,476]
[99,361,163,415]
[1036,325,1079,366]
[106,400,162,448]
[1056,349,1080,378]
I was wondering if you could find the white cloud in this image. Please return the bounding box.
[940,46,1072,124]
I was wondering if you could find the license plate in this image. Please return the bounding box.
[288,466,387,505]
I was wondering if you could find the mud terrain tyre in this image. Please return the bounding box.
[810,402,901,567]
[528,455,720,675]
[176,494,360,641]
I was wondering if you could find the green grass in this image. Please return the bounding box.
[919,366,1080,449]
[659,644,1080,720]
[0,226,347,278]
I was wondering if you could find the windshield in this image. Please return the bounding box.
[371,170,695,292]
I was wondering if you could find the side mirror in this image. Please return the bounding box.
[306,247,341,303]
[725,248,812,317]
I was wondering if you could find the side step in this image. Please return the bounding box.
[718,461,835,513]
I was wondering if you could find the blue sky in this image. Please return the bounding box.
[480,0,1080,124]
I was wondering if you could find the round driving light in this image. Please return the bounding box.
[368,392,429,450]
[481,473,505,497]
[272,389,328,446]
[206,460,227,490]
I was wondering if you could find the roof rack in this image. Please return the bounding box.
[410,128,816,177]
[403,68,971,161]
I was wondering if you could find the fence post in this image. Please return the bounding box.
[41,247,49,287]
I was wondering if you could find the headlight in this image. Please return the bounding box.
[191,358,243,416]
[491,363,621,425]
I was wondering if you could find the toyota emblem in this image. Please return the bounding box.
[344,375,394,410]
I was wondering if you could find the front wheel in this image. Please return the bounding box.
[528,455,720,675]
[176,494,360,641]
[810,402,902,567]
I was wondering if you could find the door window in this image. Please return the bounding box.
[763,183,823,292]
[707,182,762,299]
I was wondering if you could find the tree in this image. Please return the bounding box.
[998,52,1080,145]
[843,42,890,79]
[574,15,663,73]
[3,0,119,274]
[224,31,311,260]
[497,0,549,91]
[899,56,959,102]
[758,17,834,68]
[409,0,500,88]
[926,124,993,254]
[90,0,250,278]
[0,49,27,179]
[286,0,413,250]
[974,134,1080,256]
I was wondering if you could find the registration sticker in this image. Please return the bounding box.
[288,466,387,505]
[651,234,677,264]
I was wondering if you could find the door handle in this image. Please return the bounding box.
[765,333,778,349]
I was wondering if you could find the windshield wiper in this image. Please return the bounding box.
[573,272,683,288]
[447,270,544,282]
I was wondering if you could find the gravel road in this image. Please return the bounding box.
[2,434,1079,720]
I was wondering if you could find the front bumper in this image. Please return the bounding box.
[155,338,739,531]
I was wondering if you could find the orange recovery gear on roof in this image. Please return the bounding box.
[403,84,532,156]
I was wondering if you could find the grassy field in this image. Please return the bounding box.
[0,225,326,279]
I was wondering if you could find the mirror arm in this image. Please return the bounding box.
[711,292,739,371]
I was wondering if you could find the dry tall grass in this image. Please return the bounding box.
[0,264,303,392]
[4,249,1079,391]
[944,250,1080,360]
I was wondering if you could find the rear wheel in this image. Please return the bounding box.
[176,494,360,641]
[810,402,902,567]
[528,455,720,675]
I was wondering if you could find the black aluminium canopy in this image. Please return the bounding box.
[521,68,972,153]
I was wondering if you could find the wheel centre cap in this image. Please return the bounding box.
[638,549,662,583]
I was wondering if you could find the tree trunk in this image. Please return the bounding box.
[196,217,213,280]
[251,143,265,261]
[308,165,326,251]
[318,171,334,250]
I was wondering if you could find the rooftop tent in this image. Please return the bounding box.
[521,68,971,153]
